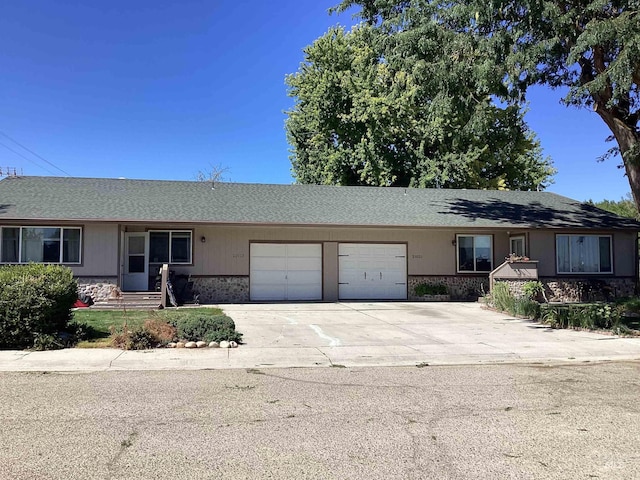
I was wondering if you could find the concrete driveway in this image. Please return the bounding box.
[224,302,640,367]
[1,302,640,372]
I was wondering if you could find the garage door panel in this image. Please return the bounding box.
[287,256,322,271]
[338,243,407,300]
[250,243,322,301]
[251,244,287,257]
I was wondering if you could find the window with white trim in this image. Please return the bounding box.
[0,226,81,264]
[510,236,526,257]
[149,230,192,264]
[556,235,612,274]
[457,235,493,272]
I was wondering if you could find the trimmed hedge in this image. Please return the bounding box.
[169,313,242,343]
[0,264,78,349]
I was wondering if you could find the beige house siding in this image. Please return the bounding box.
[183,225,517,277]
[72,223,119,277]
[528,229,637,277]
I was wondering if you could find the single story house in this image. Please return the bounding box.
[0,175,638,303]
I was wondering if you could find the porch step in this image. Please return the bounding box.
[91,291,163,310]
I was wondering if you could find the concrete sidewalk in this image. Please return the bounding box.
[1,302,640,371]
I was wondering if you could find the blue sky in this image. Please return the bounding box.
[0,0,631,202]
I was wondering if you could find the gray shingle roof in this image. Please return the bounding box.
[0,176,638,230]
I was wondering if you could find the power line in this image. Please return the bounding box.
[0,140,60,176]
[0,130,72,176]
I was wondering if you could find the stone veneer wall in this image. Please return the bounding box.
[541,277,636,302]
[408,276,490,300]
[76,278,119,303]
[497,277,637,302]
[191,276,249,304]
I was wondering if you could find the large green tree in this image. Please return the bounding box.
[337,0,640,207]
[286,23,556,189]
[590,193,639,219]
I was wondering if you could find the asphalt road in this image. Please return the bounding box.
[1,362,639,479]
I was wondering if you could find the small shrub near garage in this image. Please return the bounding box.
[0,264,79,349]
[414,283,448,296]
[170,313,242,343]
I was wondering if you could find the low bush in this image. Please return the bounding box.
[0,264,78,349]
[414,283,448,296]
[491,282,515,313]
[513,297,541,319]
[170,313,242,343]
[143,319,177,343]
[522,281,545,301]
[540,303,624,330]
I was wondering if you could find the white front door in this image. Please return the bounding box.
[123,233,149,291]
[338,243,407,300]
[250,243,322,301]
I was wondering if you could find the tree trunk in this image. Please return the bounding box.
[594,107,640,213]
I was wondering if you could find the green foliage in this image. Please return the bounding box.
[414,283,448,296]
[521,281,544,300]
[513,298,541,319]
[336,0,640,211]
[128,330,158,350]
[170,314,242,343]
[286,24,555,189]
[588,194,639,220]
[621,297,640,314]
[490,282,515,313]
[540,303,624,330]
[0,264,78,349]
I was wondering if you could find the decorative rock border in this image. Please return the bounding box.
[167,340,238,348]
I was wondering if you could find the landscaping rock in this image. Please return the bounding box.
[209,341,220,348]
[185,342,197,349]
[196,341,207,348]
[176,342,185,348]
[167,342,177,348]
[219,341,230,349]
[229,341,238,348]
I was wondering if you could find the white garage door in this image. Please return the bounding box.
[339,243,407,300]
[250,243,322,301]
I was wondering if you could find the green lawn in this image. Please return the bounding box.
[73,307,224,348]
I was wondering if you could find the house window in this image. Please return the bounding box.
[149,230,192,264]
[510,236,526,257]
[457,235,492,272]
[0,226,82,264]
[556,235,612,274]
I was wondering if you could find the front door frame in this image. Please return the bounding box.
[122,232,149,291]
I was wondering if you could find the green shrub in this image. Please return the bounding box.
[0,264,78,349]
[170,314,242,343]
[414,283,448,296]
[522,281,544,301]
[540,303,623,330]
[513,297,541,319]
[491,282,515,313]
[128,330,158,350]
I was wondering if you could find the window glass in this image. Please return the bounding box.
[22,227,61,263]
[474,235,492,271]
[599,237,612,273]
[557,235,612,273]
[458,236,474,271]
[149,232,169,263]
[171,232,191,263]
[149,231,191,264]
[1,227,81,264]
[1,227,19,262]
[458,235,492,272]
[510,237,525,257]
[63,229,81,263]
